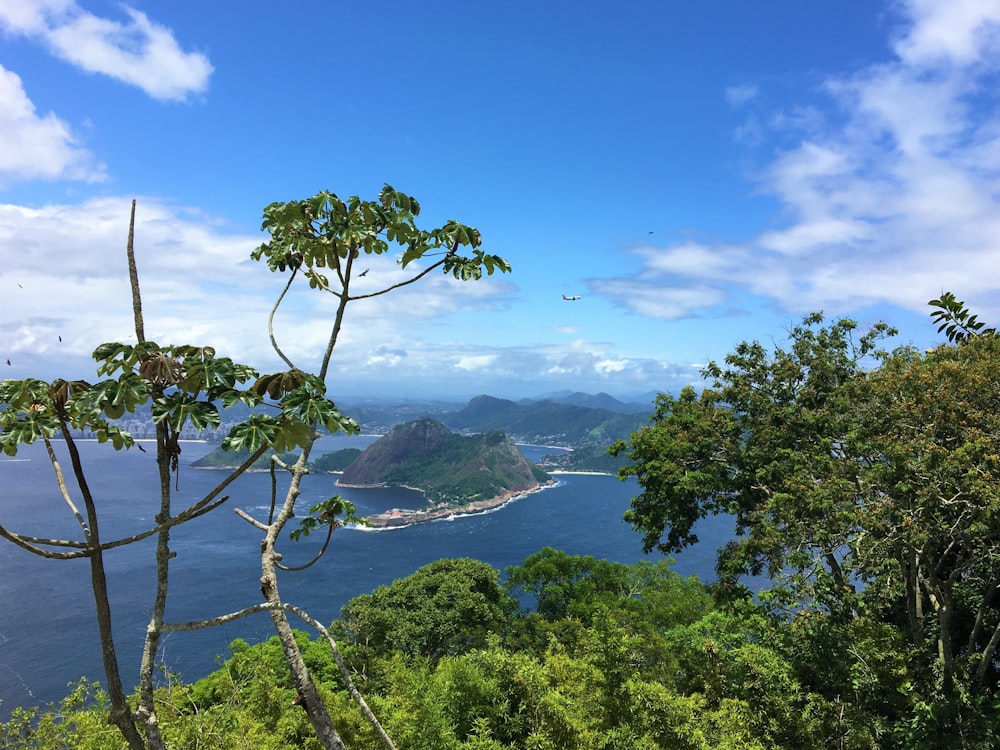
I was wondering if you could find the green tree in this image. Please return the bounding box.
[613,302,1000,743]
[504,547,710,628]
[0,187,510,750]
[612,313,895,613]
[342,558,516,660]
[850,334,1000,696]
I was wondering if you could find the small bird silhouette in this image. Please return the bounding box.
[58,335,62,342]
[5,358,10,366]
[137,444,147,453]
[358,268,370,277]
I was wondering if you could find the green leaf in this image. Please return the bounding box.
[222,414,282,453]
[151,393,220,431]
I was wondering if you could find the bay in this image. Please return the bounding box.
[0,437,732,718]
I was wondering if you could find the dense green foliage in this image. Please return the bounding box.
[613,307,1000,745]
[341,558,516,659]
[6,548,969,750]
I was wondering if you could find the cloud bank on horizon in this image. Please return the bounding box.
[1,1,998,400]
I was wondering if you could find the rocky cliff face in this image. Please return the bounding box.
[338,417,549,505]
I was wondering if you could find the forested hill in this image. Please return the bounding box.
[442,395,649,446]
[338,417,550,505]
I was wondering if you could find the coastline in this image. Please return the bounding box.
[354,479,559,528]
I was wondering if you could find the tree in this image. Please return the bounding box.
[850,333,1000,694]
[612,301,1000,740]
[612,313,895,611]
[342,558,516,660]
[0,187,510,750]
[504,546,710,628]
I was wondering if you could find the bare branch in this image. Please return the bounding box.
[283,603,397,750]
[0,523,90,558]
[276,523,335,572]
[42,435,91,542]
[161,603,275,632]
[126,198,145,343]
[347,257,447,302]
[268,267,300,369]
[235,507,269,531]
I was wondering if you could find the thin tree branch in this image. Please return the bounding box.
[235,508,269,531]
[42,435,91,542]
[276,523,335,571]
[284,603,397,750]
[268,268,299,370]
[346,257,448,302]
[126,199,145,343]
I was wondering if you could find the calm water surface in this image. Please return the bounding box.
[0,437,733,716]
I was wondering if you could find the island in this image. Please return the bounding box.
[337,417,554,527]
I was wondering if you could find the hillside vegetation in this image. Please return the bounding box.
[339,417,550,505]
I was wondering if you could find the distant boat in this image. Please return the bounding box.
[562,294,581,301]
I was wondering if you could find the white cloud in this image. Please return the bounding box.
[598,0,1000,324]
[0,1,212,101]
[0,196,522,390]
[893,0,1000,67]
[724,84,758,107]
[0,64,105,184]
[455,354,498,371]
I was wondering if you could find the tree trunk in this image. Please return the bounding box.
[260,451,346,750]
[60,429,146,750]
[135,422,175,750]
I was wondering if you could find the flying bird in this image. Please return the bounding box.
[358,268,370,277]
[562,294,581,301]
[5,359,10,366]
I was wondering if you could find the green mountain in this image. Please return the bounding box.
[310,448,363,472]
[443,395,648,446]
[190,448,298,470]
[536,444,630,474]
[338,417,550,505]
[526,391,649,414]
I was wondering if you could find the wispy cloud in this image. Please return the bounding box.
[724,84,758,107]
[600,0,1000,322]
[0,1,212,101]
[0,64,106,184]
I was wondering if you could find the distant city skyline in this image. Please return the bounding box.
[2,1,999,400]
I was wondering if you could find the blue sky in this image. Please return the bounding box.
[2,1,999,402]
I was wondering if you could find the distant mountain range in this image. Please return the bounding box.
[441,395,649,446]
[81,390,657,449]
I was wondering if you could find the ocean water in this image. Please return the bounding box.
[0,437,733,717]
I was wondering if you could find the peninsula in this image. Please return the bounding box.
[337,417,554,527]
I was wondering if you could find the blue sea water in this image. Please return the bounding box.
[0,436,734,717]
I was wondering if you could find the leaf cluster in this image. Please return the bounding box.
[251,184,510,292]
[929,292,998,344]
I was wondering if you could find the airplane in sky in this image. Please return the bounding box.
[562,294,581,301]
